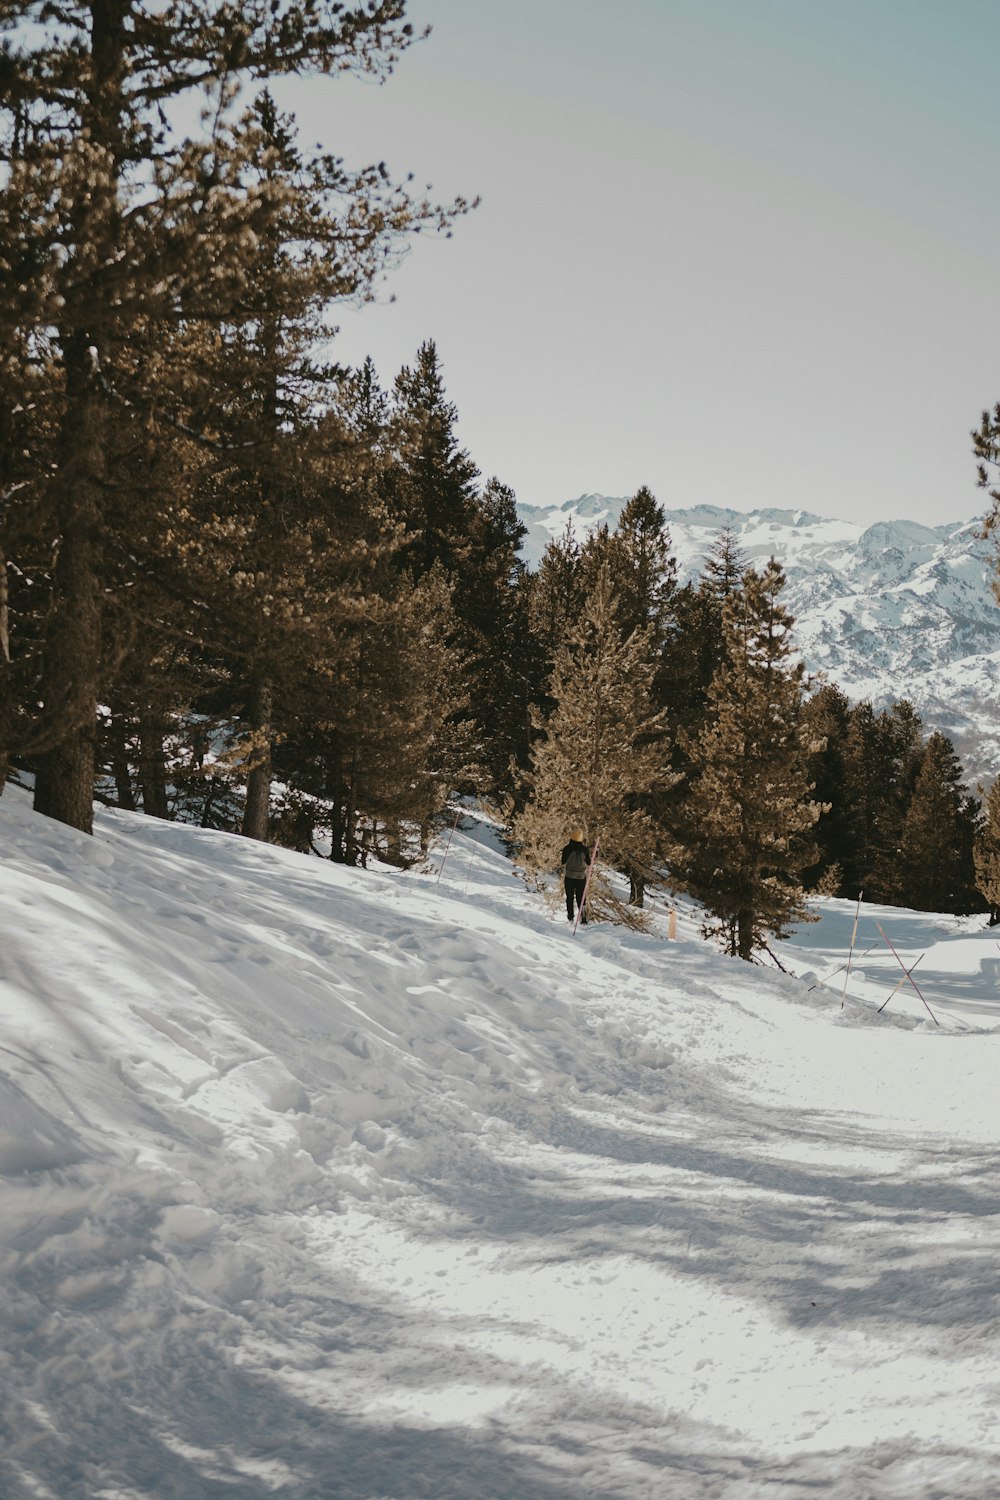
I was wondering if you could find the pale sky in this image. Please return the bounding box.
[274,0,1000,528]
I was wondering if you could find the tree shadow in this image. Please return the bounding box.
[403,1092,1000,1336]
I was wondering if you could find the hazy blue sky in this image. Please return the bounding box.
[276,0,1000,526]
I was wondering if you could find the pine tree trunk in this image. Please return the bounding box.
[241,673,272,842]
[109,712,136,811]
[344,750,359,866]
[737,909,754,962]
[242,285,280,841]
[199,782,217,829]
[33,340,104,834]
[386,816,402,866]
[33,708,98,831]
[138,712,169,819]
[629,873,646,907]
[329,790,345,862]
[34,0,125,835]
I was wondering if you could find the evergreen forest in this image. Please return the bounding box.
[3,0,998,959]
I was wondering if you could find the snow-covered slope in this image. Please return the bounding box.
[3,786,1000,1498]
[520,496,1000,781]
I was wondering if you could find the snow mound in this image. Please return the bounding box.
[3,786,1000,1498]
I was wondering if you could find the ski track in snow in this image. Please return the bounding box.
[2,785,1000,1499]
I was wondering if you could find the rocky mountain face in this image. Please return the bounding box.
[518,496,1000,784]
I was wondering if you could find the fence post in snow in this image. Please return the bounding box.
[841,890,863,1008]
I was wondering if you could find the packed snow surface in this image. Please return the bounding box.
[2,785,1000,1498]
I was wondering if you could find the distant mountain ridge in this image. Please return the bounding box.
[517,495,1000,782]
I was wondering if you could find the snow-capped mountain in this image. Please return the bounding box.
[518,496,1000,783]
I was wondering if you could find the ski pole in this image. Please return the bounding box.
[807,941,881,992]
[841,890,863,1009]
[877,924,940,1026]
[573,835,600,936]
[877,952,925,1014]
[435,807,462,885]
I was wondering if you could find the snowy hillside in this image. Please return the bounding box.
[519,496,1000,780]
[4,786,1000,1498]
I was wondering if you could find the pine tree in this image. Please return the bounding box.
[168,95,431,842]
[973,403,1000,591]
[0,318,62,785]
[514,563,676,924]
[1,2,470,832]
[800,682,857,893]
[390,343,528,799]
[528,522,585,673]
[608,486,677,645]
[838,701,878,898]
[840,699,924,902]
[677,559,822,960]
[974,776,1000,922]
[659,526,747,736]
[392,340,481,584]
[592,487,679,902]
[0,129,54,788]
[898,732,981,913]
[280,564,470,864]
[365,567,476,858]
[653,527,749,866]
[464,478,533,795]
[701,525,748,599]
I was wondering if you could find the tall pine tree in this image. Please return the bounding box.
[800,682,858,893]
[514,563,676,924]
[676,559,822,960]
[898,731,981,913]
[390,341,525,796]
[392,341,481,584]
[608,487,677,646]
[974,776,1000,922]
[839,699,923,902]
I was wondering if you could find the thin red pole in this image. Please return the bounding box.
[877,952,925,1014]
[877,924,940,1026]
[573,835,600,936]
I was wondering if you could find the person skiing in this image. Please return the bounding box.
[561,828,591,924]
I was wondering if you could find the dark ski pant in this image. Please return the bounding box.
[565,876,587,922]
